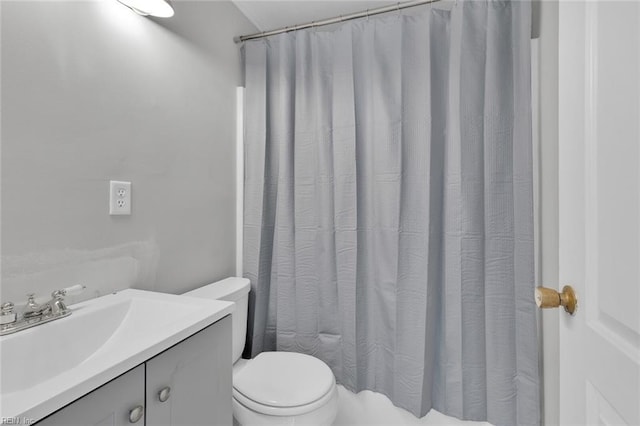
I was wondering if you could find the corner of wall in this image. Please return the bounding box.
[537,1,560,425]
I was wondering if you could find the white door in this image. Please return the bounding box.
[558,1,640,425]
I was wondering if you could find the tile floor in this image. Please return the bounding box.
[334,385,491,426]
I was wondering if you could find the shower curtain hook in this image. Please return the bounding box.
[396,2,401,17]
[366,9,370,20]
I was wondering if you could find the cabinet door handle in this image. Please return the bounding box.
[158,386,171,403]
[129,405,144,423]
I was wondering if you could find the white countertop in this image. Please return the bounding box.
[0,289,234,422]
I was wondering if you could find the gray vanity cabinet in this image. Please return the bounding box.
[37,315,232,426]
[38,365,145,426]
[145,315,232,425]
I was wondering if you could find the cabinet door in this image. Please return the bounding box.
[38,365,145,426]
[145,316,232,426]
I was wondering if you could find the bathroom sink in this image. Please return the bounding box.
[0,298,129,394]
[0,289,234,422]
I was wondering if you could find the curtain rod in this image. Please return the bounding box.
[234,0,443,43]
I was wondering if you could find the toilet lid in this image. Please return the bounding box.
[233,352,335,408]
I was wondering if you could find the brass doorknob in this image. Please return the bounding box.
[535,285,577,315]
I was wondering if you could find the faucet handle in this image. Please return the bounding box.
[1,302,17,325]
[52,285,86,299]
[1,302,14,314]
[64,284,86,296]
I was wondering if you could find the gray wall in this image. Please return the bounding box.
[1,1,256,305]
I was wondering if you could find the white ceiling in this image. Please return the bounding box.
[232,1,398,33]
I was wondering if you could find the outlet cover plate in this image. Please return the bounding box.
[109,180,131,215]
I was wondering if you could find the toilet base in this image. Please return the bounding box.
[232,386,338,426]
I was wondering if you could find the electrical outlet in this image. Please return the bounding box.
[109,180,131,215]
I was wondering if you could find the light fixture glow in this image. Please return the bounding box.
[117,0,174,18]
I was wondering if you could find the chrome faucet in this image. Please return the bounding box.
[23,293,52,319]
[0,285,85,336]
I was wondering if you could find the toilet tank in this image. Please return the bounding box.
[183,277,250,363]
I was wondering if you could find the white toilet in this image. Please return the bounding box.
[184,277,338,426]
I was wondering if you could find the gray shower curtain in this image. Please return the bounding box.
[242,1,539,425]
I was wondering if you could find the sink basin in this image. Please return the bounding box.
[0,289,234,422]
[1,298,130,393]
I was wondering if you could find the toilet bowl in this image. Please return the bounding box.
[184,278,338,426]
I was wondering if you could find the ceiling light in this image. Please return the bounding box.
[117,0,174,18]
